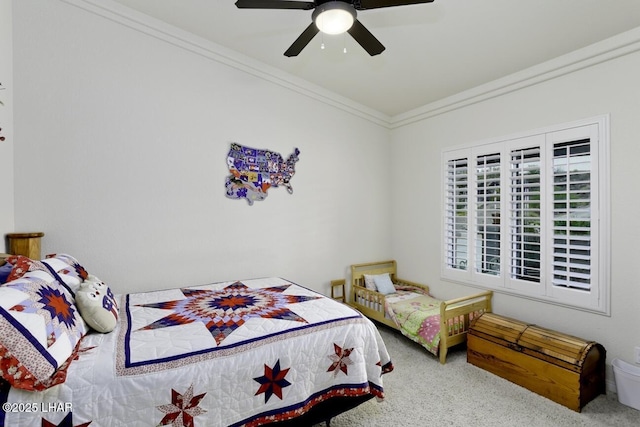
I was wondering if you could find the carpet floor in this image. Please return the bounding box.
[320,324,640,427]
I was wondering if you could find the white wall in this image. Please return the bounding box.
[390,44,640,367]
[12,0,392,294]
[12,0,640,375]
[0,0,14,247]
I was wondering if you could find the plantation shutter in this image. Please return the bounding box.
[509,147,542,283]
[475,153,501,275]
[442,117,607,312]
[444,157,468,271]
[551,139,592,291]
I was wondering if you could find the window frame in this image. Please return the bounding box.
[440,115,610,315]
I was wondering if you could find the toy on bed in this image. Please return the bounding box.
[76,274,118,333]
[349,260,492,364]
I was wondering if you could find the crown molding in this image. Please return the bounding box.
[59,0,392,128]
[390,26,640,128]
[59,1,640,131]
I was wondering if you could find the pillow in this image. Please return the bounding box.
[363,274,378,291]
[0,270,87,390]
[45,253,88,280]
[76,275,118,333]
[373,273,396,295]
[0,261,12,284]
[3,253,90,297]
[4,255,47,283]
[42,253,90,296]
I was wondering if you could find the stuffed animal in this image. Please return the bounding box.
[76,275,118,333]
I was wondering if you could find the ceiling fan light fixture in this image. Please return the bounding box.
[313,2,356,35]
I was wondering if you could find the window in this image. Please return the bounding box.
[441,116,609,314]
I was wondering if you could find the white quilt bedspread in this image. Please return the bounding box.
[2,277,392,426]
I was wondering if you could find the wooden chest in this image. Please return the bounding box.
[467,312,606,412]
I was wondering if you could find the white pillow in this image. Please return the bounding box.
[373,273,396,295]
[363,274,378,290]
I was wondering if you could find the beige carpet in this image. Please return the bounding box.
[321,324,640,427]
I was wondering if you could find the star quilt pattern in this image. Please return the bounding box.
[2,277,393,426]
[136,282,320,345]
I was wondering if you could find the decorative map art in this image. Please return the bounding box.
[225,143,300,205]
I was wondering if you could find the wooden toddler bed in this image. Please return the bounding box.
[349,260,492,364]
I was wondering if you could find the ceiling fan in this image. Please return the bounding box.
[235,0,435,57]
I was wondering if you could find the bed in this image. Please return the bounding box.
[349,260,492,364]
[0,254,393,426]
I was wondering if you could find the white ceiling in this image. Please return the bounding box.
[110,0,640,117]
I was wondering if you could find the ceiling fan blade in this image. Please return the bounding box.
[355,0,434,10]
[347,19,385,56]
[284,23,320,57]
[235,0,315,9]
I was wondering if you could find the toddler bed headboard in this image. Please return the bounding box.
[351,260,398,290]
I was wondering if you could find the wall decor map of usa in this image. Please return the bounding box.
[225,143,301,205]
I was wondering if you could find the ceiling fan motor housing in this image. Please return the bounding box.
[312,1,357,34]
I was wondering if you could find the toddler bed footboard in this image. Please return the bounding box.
[349,260,492,364]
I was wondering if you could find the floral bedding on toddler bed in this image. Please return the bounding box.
[384,286,442,356]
